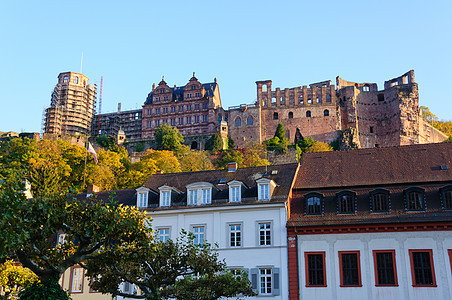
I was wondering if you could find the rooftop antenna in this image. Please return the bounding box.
[80,52,83,74]
[96,76,103,135]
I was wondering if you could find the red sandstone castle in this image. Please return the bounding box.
[61,70,447,149]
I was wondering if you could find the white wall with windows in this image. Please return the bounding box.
[297,231,452,300]
[147,202,288,299]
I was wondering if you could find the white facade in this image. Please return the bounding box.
[298,231,452,300]
[148,202,289,299]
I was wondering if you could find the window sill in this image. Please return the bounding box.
[375,284,399,287]
[412,284,437,287]
[306,284,327,288]
[340,284,362,287]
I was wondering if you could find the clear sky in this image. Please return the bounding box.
[1,0,451,133]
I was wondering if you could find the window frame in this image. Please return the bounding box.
[409,249,437,287]
[370,189,390,213]
[235,117,241,127]
[257,221,272,246]
[304,251,327,287]
[259,268,272,295]
[338,251,362,287]
[69,266,85,293]
[247,115,254,125]
[440,185,452,210]
[337,191,356,214]
[228,223,242,248]
[372,250,398,286]
[157,227,171,243]
[191,225,206,245]
[305,192,323,215]
[404,187,425,211]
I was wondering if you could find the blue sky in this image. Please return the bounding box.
[1,0,451,133]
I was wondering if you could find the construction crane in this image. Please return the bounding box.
[96,76,103,135]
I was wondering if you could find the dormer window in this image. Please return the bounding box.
[159,185,179,207]
[161,191,170,207]
[136,187,152,209]
[186,182,214,206]
[370,189,390,213]
[404,187,425,211]
[228,180,245,203]
[256,178,276,201]
[305,192,323,215]
[337,191,356,214]
[440,185,452,209]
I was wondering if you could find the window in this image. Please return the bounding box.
[247,115,254,125]
[188,189,198,205]
[202,115,208,123]
[288,112,293,119]
[229,224,241,247]
[235,117,241,127]
[70,267,84,293]
[230,186,241,202]
[337,192,355,214]
[154,96,160,102]
[405,188,425,211]
[378,94,384,102]
[203,103,208,110]
[163,107,168,114]
[324,109,329,117]
[164,96,169,101]
[155,120,160,127]
[363,85,370,92]
[192,226,205,245]
[371,190,390,212]
[57,233,67,246]
[258,222,271,246]
[170,106,175,113]
[147,109,152,115]
[158,228,170,242]
[63,76,69,83]
[306,110,311,117]
[259,184,270,201]
[170,119,175,126]
[178,117,183,125]
[179,106,183,112]
[441,186,452,209]
[202,189,211,204]
[137,193,148,208]
[273,112,278,120]
[306,193,322,215]
[161,191,170,207]
[339,251,362,287]
[194,116,200,123]
[187,105,192,111]
[187,116,191,124]
[260,268,272,295]
[73,76,79,84]
[156,108,160,114]
[370,126,374,133]
[195,92,201,97]
[409,250,436,286]
[195,104,200,110]
[373,250,398,286]
[305,252,326,287]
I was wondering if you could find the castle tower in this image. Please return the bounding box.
[43,72,97,136]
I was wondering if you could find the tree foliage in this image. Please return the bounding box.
[264,123,290,153]
[0,260,38,299]
[154,124,184,151]
[0,186,152,295]
[205,134,224,152]
[86,231,254,300]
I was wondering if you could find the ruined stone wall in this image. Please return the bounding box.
[419,119,449,144]
[228,105,261,148]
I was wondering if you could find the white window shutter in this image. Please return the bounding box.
[272,267,280,296]
[250,268,258,293]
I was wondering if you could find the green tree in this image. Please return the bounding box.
[296,137,332,157]
[87,231,254,300]
[175,145,214,172]
[0,260,38,300]
[205,134,224,152]
[274,123,286,141]
[213,150,244,169]
[0,187,152,297]
[154,124,184,151]
[264,123,290,154]
[242,144,269,167]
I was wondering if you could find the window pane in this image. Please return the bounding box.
[444,190,452,209]
[307,196,321,214]
[407,191,424,210]
[341,253,360,285]
[339,194,354,213]
[373,193,388,212]
[307,254,325,286]
[375,252,395,285]
[412,252,434,285]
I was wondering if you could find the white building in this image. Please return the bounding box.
[118,162,299,299]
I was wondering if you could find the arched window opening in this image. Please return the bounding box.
[247,116,254,125]
[235,117,241,127]
[306,110,311,118]
[324,109,329,117]
[273,112,279,120]
[288,112,293,119]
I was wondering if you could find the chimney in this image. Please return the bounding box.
[156,170,164,175]
[87,185,100,194]
[152,83,156,90]
[118,102,122,113]
[228,162,237,172]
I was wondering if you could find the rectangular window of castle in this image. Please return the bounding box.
[202,115,208,123]
[179,106,183,112]
[171,119,176,126]
[163,119,168,124]
[147,109,152,115]
[194,116,200,123]
[187,116,191,124]
[156,108,160,114]
[178,118,183,125]
[187,105,192,111]
[171,107,175,113]
[195,104,200,110]
[203,103,208,110]
[147,121,151,128]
